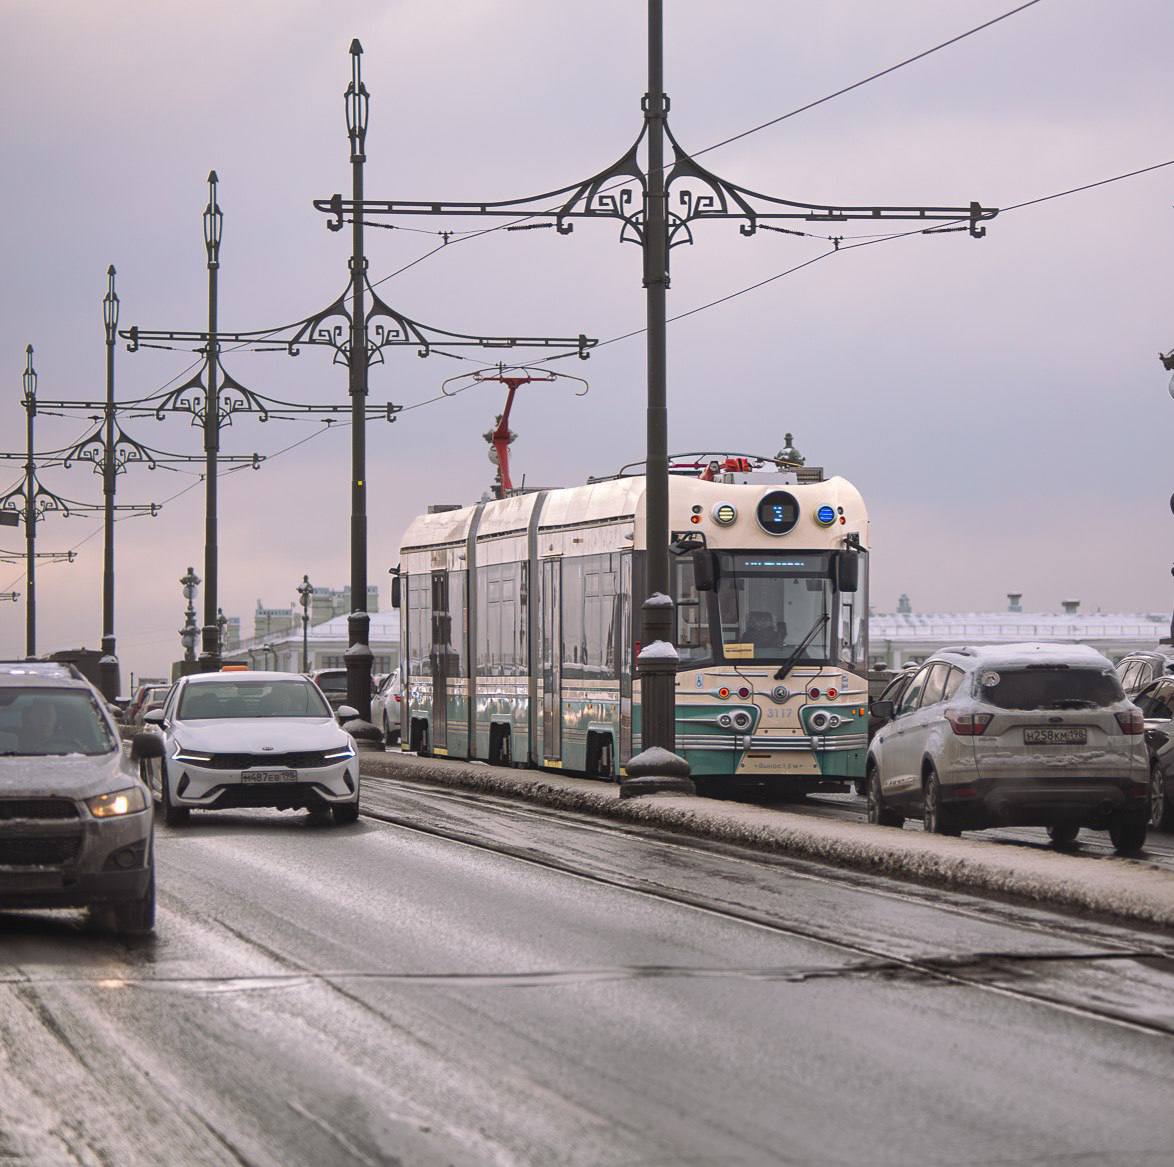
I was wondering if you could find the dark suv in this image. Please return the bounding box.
[0,661,163,934]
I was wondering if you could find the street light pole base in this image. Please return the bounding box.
[619,746,695,800]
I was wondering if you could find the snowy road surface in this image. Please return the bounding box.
[1,777,1171,1166]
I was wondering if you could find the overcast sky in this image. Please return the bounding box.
[2,0,1172,683]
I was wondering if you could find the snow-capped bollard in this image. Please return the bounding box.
[620,595,694,799]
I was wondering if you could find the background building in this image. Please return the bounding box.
[869,593,1168,669]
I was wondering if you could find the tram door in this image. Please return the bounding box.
[619,552,633,760]
[541,558,561,761]
[430,571,449,751]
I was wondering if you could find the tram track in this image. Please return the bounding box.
[364,773,1168,957]
[358,777,1174,1039]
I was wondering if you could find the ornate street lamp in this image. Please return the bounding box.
[297,574,315,673]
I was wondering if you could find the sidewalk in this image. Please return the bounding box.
[360,750,1174,929]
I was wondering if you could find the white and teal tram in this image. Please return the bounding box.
[393,463,870,792]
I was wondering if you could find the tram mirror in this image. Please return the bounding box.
[834,551,860,593]
[390,571,401,609]
[692,549,718,592]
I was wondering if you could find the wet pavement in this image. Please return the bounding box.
[1,779,1171,1165]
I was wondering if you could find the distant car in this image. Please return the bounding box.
[0,660,159,934]
[141,671,360,826]
[1133,677,1174,831]
[867,643,1150,854]
[131,685,172,728]
[307,668,350,713]
[370,671,403,746]
[125,682,171,727]
[1114,647,1174,697]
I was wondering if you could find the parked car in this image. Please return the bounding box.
[141,671,360,826]
[1133,677,1174,831]
[1114,647,1174,697]
[307,668,350,713]
[866,643,1149,853]
[370,670,403,746]
[0,660,159,934]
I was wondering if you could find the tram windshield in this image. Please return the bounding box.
[676,552,835,666]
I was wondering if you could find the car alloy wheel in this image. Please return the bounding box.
[1149,764,1169,831]
[923,770,961,837]
[868,765,903,829]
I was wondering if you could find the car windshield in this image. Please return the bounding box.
[977,667,1124,711]
[0,688,117,756]
[316,674,348,694]
[178,680,332,720]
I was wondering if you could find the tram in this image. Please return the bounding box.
[393,454,869,794]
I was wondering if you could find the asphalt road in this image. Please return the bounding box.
[1,777,1172,1166]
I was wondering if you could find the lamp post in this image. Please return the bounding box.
[297,574,314,673]
[22,347,37,658]
[180,566,200,665]
[99,266,120,700]
[200,172,224,672]
[342,41,375,737]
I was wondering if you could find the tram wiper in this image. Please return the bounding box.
[774,613,830,682]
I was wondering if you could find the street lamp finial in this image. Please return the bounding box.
[350,37,362,55]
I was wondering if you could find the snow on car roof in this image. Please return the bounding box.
[936,642,1114,670]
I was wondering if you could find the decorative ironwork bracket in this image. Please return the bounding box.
[124,275,596,366]
[314,115,997,256]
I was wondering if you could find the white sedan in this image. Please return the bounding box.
[143,671,360,826]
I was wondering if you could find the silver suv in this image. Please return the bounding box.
[0,661,162,933]
[867,643,1150,853]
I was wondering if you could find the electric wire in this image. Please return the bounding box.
[354,0,1047,292]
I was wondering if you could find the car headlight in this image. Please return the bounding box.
[87,787,149,818]
[173,747,213,763]
[323,744,356,761]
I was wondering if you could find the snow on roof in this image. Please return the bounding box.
[870,610,1165,641]
[936,642,1114,669]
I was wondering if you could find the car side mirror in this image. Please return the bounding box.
[692,548,718,591]
[143,709,165,726]
[871,699,895,723]
[131,732,165,760]
[834,551,860,593]
[1145,727,1170,750]
[336,705,359,721]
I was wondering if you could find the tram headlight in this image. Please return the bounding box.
[731,711,752,731]
[809,711,830,732]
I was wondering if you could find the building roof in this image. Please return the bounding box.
[237,609,399,653]
[869,611,1167,642]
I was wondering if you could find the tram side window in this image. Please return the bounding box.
[476,562,527,676]
[562,554,620,681]
[673,557,711,665]
[407,575,432,676]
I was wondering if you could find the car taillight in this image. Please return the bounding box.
[1115,709,1144,734]
[946,710,994,736]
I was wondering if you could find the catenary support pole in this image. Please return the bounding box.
[343,40,378,739]
[199,172,223,672]
[99,267,120,699]
[22,346,36,659]
[622,0,694,797]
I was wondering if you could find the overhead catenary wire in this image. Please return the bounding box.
[353,0,1047,293]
